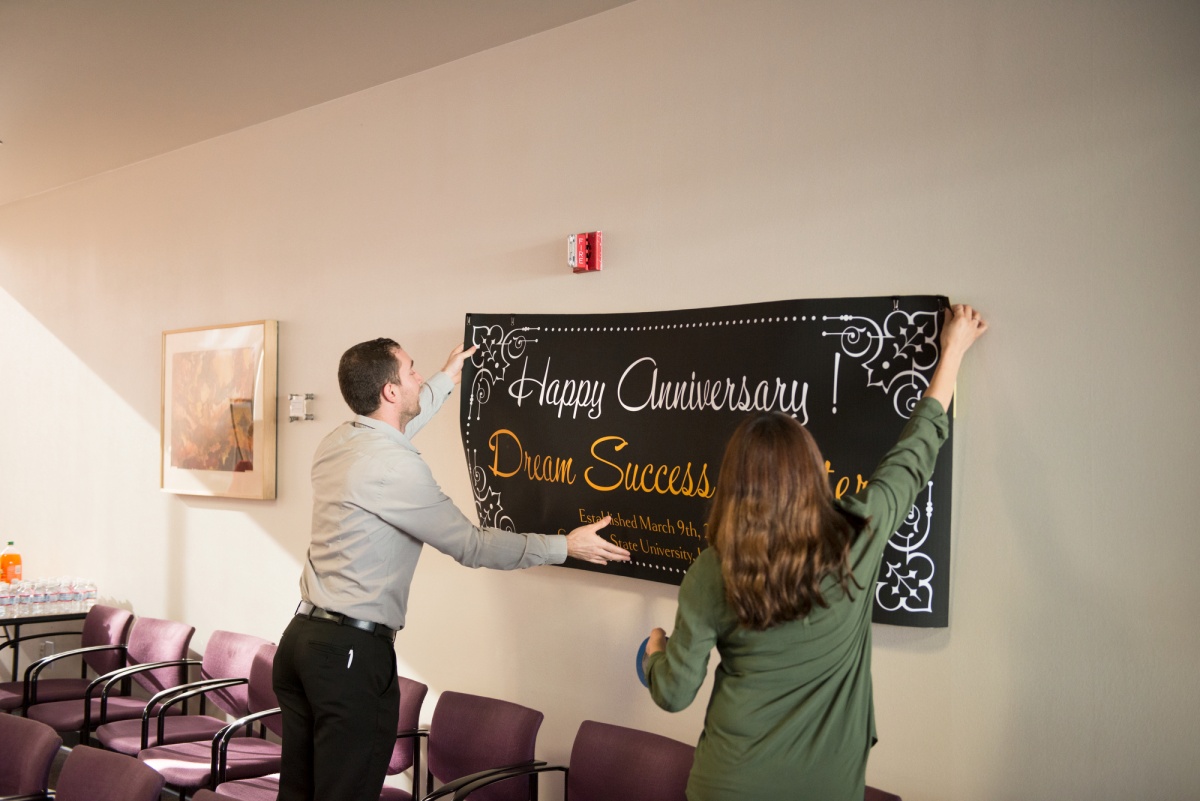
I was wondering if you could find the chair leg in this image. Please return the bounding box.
[412,739,422,800]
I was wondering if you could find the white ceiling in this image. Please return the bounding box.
[0,0,633,209]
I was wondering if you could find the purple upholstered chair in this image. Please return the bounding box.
[54,744,166,801]
[0,713,63,797]
[0,604,133,715]
[865,785,903,801]
[95,629,272,755]
[385,676,431,794]
[453,719,694,801]
[409,691,545,801]
[212,674,429,801]
[138,643,282,792]
[25,615,195,745]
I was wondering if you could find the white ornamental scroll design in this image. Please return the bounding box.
[875,480,936,614]
[464,322,539,530]
[467,449,515,532]
[821,308,940,418]
[466,324,540,421]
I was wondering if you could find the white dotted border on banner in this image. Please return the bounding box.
[629,561,687,574]
[541,315,819,333]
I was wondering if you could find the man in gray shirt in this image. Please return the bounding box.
[273,337,628,801]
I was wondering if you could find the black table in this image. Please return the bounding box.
[1,610,88,680]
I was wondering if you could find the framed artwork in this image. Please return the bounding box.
[160,320,278,499]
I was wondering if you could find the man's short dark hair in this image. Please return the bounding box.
[338,338,402,416]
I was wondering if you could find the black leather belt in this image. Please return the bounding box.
[295,602,397,643]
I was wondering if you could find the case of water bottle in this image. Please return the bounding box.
[0,577,97,618]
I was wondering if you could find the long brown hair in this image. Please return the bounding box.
[707,412,862,630]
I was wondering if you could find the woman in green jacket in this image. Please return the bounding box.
[643,304,988,801]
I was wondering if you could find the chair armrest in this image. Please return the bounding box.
[94,658,201,694]
[423,761,548,801]
[215,706,282,740]
[394,729,428,799]
[141,677,249,750]
[146,676,247,717]
[23,644,125,707]
[27,643,123,680]
[83,659,201,739]
[450,764,566,801]
[0,793,54,800]
[212,707,282,786]
[394,729,429,741]
[91,658,201,705]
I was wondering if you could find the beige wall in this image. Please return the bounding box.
[2,1,1198,798]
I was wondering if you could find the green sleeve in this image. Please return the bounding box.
[645,552,722,713]
[846,397,950,573]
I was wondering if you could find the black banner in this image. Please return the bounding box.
[460,296,952,627]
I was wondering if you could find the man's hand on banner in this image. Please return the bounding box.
[442,343,479,385]
[565,516,631,565]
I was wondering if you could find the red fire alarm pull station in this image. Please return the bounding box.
[569,232,603,273]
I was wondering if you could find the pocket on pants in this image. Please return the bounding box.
[304,637,351,669]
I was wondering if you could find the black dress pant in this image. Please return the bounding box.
[273,615,400,801]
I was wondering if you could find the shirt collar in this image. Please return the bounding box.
[352,414,419,453]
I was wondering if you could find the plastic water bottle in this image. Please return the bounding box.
[46,579,62,613]
[15,581,33,616]
[53,577,71,613]
[30,580,48,613]
[63,577,80,613]
[0,542,21,584]
[83,579,98,609]
[0,582,11,619]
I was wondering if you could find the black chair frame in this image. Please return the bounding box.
[210,706,281,788]
[449,763,564,801]
[393,727,545,801]
[138,675,253,751]
[79,657,201,745]
[381,727,432,799]
[18,642,126,711]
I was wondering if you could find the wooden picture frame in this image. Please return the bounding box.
[160,320,278,499]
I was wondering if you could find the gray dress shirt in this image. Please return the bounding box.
[299,371,568,630]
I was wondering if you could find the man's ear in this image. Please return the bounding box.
[380,381,397,406]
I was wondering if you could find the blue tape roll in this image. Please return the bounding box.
[636,636,651,687]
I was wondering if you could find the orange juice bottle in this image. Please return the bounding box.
[0,542,21,583]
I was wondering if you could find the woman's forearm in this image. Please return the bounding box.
[924,350,963,410]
